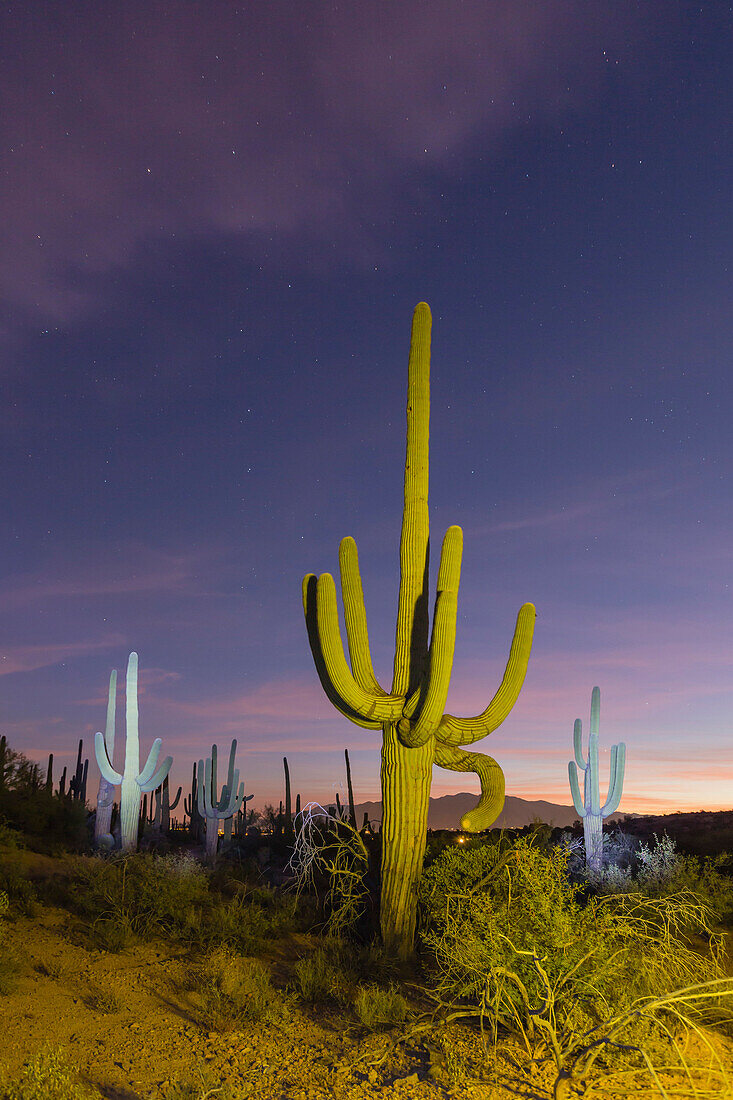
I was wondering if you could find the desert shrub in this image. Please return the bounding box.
[289,804,375,940]
[418,834,725,1054]
[67,851,212,947]
[85,986,123,1014]
[0,890,21,995]
[0,1046,96,1099]
[0,822,24,850]
[193,945,288,1031]
[0,863,38,916]
[354,983,408,1030]
[292,944,353,1005]
[571,832,733,925]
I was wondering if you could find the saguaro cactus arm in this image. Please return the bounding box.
[339,537,388,697]
[434,741,505,832]
[313,572,404,723]
[94,731,122,785]
[398,526,463,747]
[434,602,536,746]
[568,758,584,816]
[602,742,626,815]
[137,741,173,793]
[302,574,383,730]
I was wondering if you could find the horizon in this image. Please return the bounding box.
[1,5,731,821]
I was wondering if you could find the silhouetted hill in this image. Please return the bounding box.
[354,792,633,831]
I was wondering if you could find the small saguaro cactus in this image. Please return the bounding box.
[94,652,173,853]
[184,760,204,842]
[94,670,118,847]
[568,686,626,873]
[198,740,245,863]
[160,774,182,833]
[303,303,535,958]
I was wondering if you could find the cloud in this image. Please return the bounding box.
[0,542,217,608]
[0,636,124,676]
[0,1,652,330]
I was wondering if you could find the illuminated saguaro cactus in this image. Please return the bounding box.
[198,740,246,863]
[568,686,626,873]
[303,303,535,958]
[94,669,117,847]
[94,652,173,853]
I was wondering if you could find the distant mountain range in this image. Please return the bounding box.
[353,792,635,831]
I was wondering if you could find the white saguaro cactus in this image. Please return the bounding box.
[568,686,626,873]
[94,652,173,853]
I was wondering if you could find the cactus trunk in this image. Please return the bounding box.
[380,727,433,952]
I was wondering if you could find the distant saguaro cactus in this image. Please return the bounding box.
[94,652,173,853]
[198,740,245,863]
[303,303,535,958]
[568,686,626,873]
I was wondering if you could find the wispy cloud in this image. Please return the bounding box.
[0,543,212,608]
[0,636,124,676]
[0,2,652,329]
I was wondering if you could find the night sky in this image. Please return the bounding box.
[1,3,730,815]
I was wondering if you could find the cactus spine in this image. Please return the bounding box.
[303,303,535,957]
[198,740,245,863]
[94,652,173,853]
[94,670,117,846]
[568,686,626,873]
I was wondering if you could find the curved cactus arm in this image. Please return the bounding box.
[602,742,626,816]
[198,758,213,817]
[399,526,463,748]
[435,602,536,746]
[94,731,122,785]
[139,754,172,792]
[219,775,244,818]
[302,574,382,730]
[339,536,390,696]
[104,669,117,760]
[568,760,585,816]
[169,785,182,811]
[573,719,586,769]
[314,572,404,723]
[221,740,237,811]
[434,739,505,832]
[138,738,163,787]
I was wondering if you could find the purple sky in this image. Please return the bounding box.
[1,3,730,814]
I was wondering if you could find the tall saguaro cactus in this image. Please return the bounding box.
[94,652,173,853]
[303,303,535,957]
[568,686,626,873]
[94,670,118,847]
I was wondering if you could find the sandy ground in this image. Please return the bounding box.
[0,870,542,1099]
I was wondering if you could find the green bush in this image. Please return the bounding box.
[418,834,724,1050]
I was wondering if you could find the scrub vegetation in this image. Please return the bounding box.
[1,789,733,1098]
